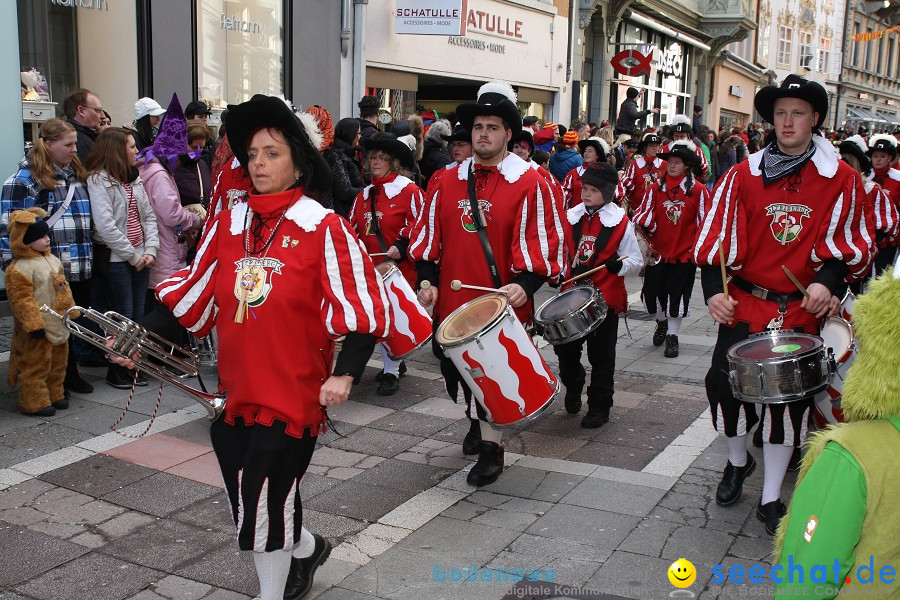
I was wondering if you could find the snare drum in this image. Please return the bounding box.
[812,316,857,427]
[727,331,832,404]
[534,286,608,345]
[375,262,433,359]
[436,294,559,427]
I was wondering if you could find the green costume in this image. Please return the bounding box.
[774,268,900,599]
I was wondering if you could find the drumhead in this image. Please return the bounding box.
[374,261,397,278]
[436,294,508,345]
[536,287,596,321]
[821,318,852,353]
[729,333,822,360]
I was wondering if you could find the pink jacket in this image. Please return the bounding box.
[138,159,202,289]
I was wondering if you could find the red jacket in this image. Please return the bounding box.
[206,156,252,232]
[622,155,666,210]
[632,173,707,263]
[562,164,626,209]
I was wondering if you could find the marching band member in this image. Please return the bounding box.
[633,140,709,358]
[555,162,642,427]
[867,134,900,272]
[410,81,562,486]
[562,137,612,209]
[426,124,472,192]
[156,96,389,600]
[664,115,709,181]
[621,131,666,213]
[693,75,872,535]
[348,132,425,395]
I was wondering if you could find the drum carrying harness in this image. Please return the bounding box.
[467,163,503,288]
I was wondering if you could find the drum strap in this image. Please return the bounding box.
[467,163,503,288]
[571,218,615,278]
[368,187,389,253]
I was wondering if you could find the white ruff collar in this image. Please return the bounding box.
[748,135,839,179]
[637,156,662,169]
[229,195,332,235]
[456,153,530,184]
[363,175,414,200]
[566,202,625,227]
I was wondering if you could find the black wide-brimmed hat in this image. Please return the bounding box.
[658,140,700,167]
[441,124,472,144]
[362,132,416,171]
[508,130,535,154]
[754,74,828,129]
[636,131,663,154]
[577,137,610,160]
[867,134,898,159]
[456,81,522,136]
[226,95,332,193]
[670,115,692,134]
[838,136,872,172]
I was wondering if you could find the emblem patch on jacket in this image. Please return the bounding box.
[765,203,812,244]
[575,235,596,265]
[458,199,492,232]
[364,211,384,236]
[664,199,684,224]
[233,258,284,308]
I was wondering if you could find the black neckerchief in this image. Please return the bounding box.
[760,141,815,186]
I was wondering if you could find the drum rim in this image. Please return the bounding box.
[534,285,602,324]
[375,261,399,278]
[726,331,824,360]
[436,293,510,348]
[384,332,434,360]
[822,316,855,363]
[487,377,561,428]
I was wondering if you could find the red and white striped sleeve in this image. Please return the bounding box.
[696,185,711,228]
[408,187,442,262]
[693,165,746,270]
[156,214,222,337]
[399,185,425,240]
[632,188,657,234]
[871,185,899,243]
[511,176,563,279]
[320,216,390,339]
[697,146,710,179]
[621,160,637,194]
[347,189,365,236]
[561,168,577,207]
[811,170,872,279]
[614,180,626,205]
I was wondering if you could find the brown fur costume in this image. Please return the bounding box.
[5,208,77,414]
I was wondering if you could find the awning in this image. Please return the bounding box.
[876,110,900,125]
[366,67,419,91]
[846,107,888,123]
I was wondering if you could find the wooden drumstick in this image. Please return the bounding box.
[717,236,729,301]
[561,256,629,287]
[781,265,811,299]
[368,252,391,257]
[450,280,509,295]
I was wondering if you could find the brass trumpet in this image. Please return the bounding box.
[40,305,225,420]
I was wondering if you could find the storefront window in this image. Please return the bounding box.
[17,2,78,109]
[196,0,284,109]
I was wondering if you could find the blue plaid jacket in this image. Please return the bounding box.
[1,159,93,281]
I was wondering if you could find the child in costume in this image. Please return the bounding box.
[773,258,900,598]
[5,207,78,416]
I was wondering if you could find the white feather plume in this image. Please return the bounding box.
[671,114,691,126]
[477,80,517,104]
[642,131,660,142]
[397,134,418,152]
[868,133,898,150]
[587,136,611,156]
[670,140,697,153]
[844,135,869,154]
[296,112,324,151]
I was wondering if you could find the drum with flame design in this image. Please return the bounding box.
[375,262,433,359]
[436,294,560,427]
[812,290,857,428]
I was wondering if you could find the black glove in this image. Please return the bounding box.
[605,255,623,275]
[30,328,46,339]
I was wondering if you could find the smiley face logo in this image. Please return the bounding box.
[668,558,696,588]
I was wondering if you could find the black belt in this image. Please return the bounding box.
[731,277,804,311]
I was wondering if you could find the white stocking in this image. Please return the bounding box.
[667,317,683,335]
[726,435,747,467]
[762,442,793,504]
[381,344,401,376]
[479,420,502,444]
[253,550,292,600]
[291,525,315,559]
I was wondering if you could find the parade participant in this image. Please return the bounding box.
[155,95,390,600]
[510,130,564,196]
[206,132,252,227]
[562,137,626,209]
[773,263,900,599]
[426,125,472,192]
[548,128,582,182]
[664,115,710,180]
[410,81,562,486]
[555,162,642,426]
[614,87,659,138]
[633,140,708,358]
[621,132,666,213]
[349,132,424,395]
[693,75,872,535]
[866,134,900,272]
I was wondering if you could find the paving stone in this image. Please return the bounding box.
[339,547,463,599]
[405,396,468,420]
[394,451,470,470]
[102,517,233,572]
[162,420,214,447]
[471,507,542,531]
[310,446,369,468]
[102,472,221,518]
[729,534,777,563]
[168,497,235,535]
[312,588,387,600]
[507,532,612,563]
[201,589,253,600]
[15,552,162,600]
[478,466,547,498]
[326,400,394,426]
[173,542,258,597]
[301,508,367,542]
[305,479,418,522]
[502,431,589,460]
[525,504,639,551]
[442,499,490,521]
[396,515,520,562]
[485,549,598,587]
[0,505,46,525]
[326,428,424,458]
[45,497,127,525]
[617,518,680,558]
[52,403,150,437]
[0,423,94,469]
[378,487,468,530]
[298,473,342,500]
[350,459,454,492]
[70,531,106,548]
[587,550,709,599]
[39,453,157,497]
[146,574,213,599]
[566,441,659,470]
[561,478,668,517]
[662,525,736,566]
[703,556,775,600]
[529,471,587,503]
[366,410,456,437]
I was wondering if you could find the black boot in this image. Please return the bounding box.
[581,407,610,429]
[462,418,481,455]
[467,441,504,486]
[653,320,667,346]
[283,534,332,600]
[664,334,679,358]
[52,398,70,410]
[715,452,757,506]
[106,364,134,389]
[756,499,787,535]
[376,373,400,396]
[375,361,407,382]
[564,389,583,414]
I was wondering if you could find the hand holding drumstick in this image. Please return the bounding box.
[782,265,832,319]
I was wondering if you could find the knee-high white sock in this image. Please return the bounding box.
[381,345,401,376]
[762,442,794,504]
[726,435,747,467]
[253,550,292,600]
[291,526,315,559]
[667,317,683,335]
[479,420,501,444]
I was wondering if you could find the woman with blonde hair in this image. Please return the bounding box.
[1,118,96,396]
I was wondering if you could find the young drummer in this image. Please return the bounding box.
[621,132,666,214]
[555,162,642,427]
[633,140,709,357]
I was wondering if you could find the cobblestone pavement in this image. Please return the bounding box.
[0,274,797,600]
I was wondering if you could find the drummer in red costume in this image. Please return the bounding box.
[348,132,425,395]
[562,137,626,209]
[555,162,642,427]
[426,125,472,192]
[621,132,665,214]
[633,140,709,358]
[663,115,709,180]
[155,96,390,599]
[866,134,900,272]
[693,75,873,535]
[410,81,563,486]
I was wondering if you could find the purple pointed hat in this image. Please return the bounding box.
[139,93,200,165]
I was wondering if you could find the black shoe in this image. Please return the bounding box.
[462,418,481,455]
[134,372,149,387]
[106,366,134,390]
[24,406,56,417]
[64,376,94,394]
[581,407,610,429]
[564,390,583,414]
[715,452,757,506]
[376,373,400,396]
[467,441,504,486]
[653,320,668,346]
[284,534,332,600]
[52,398,70,410]
[757,499,787,535]
[664,335,679,358]
[375,361,407,382]
[787,447,802,472]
